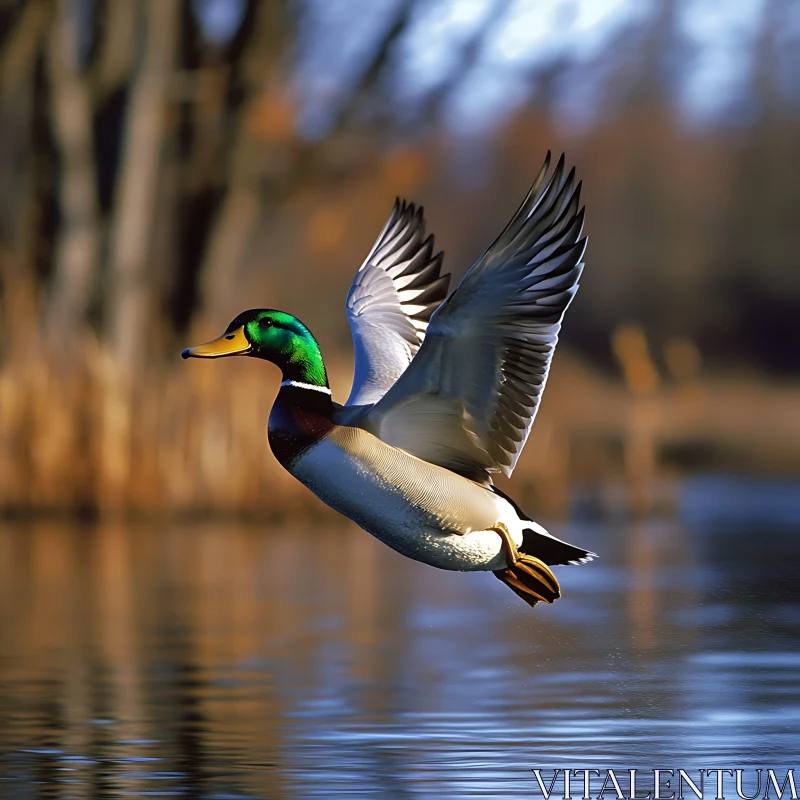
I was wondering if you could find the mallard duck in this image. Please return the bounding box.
[182,152,595,608]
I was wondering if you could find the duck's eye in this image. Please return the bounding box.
[259,318,273,329]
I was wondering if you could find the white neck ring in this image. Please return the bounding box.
[280,379,331,395]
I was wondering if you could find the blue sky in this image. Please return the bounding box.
[192,0,797,136]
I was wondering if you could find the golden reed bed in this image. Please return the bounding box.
[1,323,797,518]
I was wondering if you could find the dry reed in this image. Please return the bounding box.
[1,324,798,519]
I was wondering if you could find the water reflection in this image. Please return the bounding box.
[0,512,798,798]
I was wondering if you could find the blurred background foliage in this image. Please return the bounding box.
[0,0,798,517]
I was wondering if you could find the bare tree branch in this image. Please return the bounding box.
[195,0,288,322]
[107,0,180,372]
[0,0,49,103]
[90,0,138,102]
[45,0,101,346]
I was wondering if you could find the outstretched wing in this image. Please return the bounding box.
[362,153,586,484]
[345,200,450,407]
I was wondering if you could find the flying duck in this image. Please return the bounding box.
[182,152,595,608]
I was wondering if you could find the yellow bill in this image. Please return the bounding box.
[181,326,251,359]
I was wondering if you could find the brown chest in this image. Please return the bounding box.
[267,389,334,469]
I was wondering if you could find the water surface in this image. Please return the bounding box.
[0,509,798,798]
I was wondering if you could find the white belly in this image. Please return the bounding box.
[289,427,522,571]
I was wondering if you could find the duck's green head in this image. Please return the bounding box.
[181,309,328,387]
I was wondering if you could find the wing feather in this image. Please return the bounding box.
[345,200,450,406]
[363,153,587,483]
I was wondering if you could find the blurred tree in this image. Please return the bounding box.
[45,0,100,347]
[107,0,180,373]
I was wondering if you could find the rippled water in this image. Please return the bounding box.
[0,505,798,798]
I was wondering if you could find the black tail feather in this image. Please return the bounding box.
[490,485,596,566]
[520,528,595,566]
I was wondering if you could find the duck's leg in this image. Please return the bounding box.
[492,521,520,565]
[491,522,561,607]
